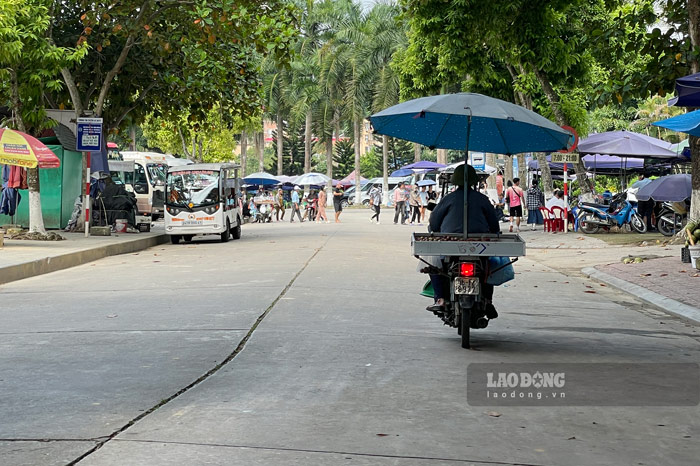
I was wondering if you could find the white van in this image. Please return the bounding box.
[120,151,168,220]
[165,163,243,243]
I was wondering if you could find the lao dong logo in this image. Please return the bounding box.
[487,371,565,389]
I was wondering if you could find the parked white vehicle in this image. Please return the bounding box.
[120,151,168,220]
[165,163,243,243]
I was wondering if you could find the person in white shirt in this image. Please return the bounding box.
[545,190,568,211]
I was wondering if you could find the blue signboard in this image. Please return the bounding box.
[76,117,103,152]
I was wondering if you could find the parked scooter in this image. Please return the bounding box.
[656,200,689,236]
[577,192,646,234]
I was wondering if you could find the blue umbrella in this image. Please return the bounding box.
[390,168,414,177]
[652,109,700,137]
[370,92,572,235]
[668,72,700,107]
[636,174,692,202]
[416,179,437,187]
[243,171,280,186]
[401,160,446,170]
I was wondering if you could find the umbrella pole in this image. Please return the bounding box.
[463,114,471,239]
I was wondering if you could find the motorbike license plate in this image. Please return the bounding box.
[454,277,480,295]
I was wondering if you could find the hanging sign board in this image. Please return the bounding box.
[470,152,486,170]
[551,153,580,164]
[76,117,103,152]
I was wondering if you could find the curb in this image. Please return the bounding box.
[0,234,168,286]
[582,266,700,325]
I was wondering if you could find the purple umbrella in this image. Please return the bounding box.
[636,174,692,202]
[528,154,644,172]
[578,130,677,159]
[401,160,446,170]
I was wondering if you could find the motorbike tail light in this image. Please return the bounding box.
[459,263,476,277]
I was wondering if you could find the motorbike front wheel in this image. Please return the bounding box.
[460,307,471,349]
[630,212,647,233]
[657,215,681,237]
[579,214,600,234]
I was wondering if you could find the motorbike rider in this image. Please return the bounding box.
[427,164,500,316]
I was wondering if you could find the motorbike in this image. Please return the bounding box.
[656,200,689,236]
[256,203,273,223]
[416,237,518,349]
[577,192,646,234]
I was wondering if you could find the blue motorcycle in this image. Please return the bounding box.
[577,192,646,234]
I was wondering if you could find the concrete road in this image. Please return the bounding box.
[1,210,699,465]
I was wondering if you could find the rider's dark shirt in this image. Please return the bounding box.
[429,187,500,234]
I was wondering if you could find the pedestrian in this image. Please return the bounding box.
[419,185,428,222]
[526,178,545,230]
[426,185,437,211]
[393,182,408,224]
[409,186,421,225]
[333,184,344,223]
[290,186,303,223]
[275,188,285,221]
[505,178,526,232]
[369,185,382,223]
[636,173,655,232]
[316,187,328,223]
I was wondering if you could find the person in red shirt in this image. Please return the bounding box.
[505,178,526,232]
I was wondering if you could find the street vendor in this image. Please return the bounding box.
[98,176,138,232]
[426,164,500,315]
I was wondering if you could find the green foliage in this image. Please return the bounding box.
[360,148,382,178]
[0,0,84,131]
[333,139,354,178]
[284,123,305,176]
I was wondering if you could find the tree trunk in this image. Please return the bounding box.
[354,119,361,204]
[437,148,447,165]
[688,0,700,219]
[255,131,264,172]
[504,155,514,186]
[240,130,248,177]
[198,138,203,162]
[517,154,527,185]
[326,137,333,205]
[383,135,390,205]
[129,126,136,151]
[413,143,421,163]
[304,109,312,173]
[536,153,555,199]
[10,69,46,234]
[486,153,497,196]
[532,66,591,199]
[276,113,284,175]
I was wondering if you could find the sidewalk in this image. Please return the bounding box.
[0,225,167,285]
[519,228,700,324]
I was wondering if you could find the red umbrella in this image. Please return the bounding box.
[0,128,60,168]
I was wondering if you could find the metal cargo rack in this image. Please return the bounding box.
[412,232,526,257]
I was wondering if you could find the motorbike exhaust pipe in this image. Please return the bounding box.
[475,317,489,329]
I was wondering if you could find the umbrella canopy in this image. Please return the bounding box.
[401,160,446,170]
[652,109,700,138]
[631,178,653,189]
[243,171,279,186]
[370,92,572,153]
[528,154,645,172]
[339,170,367,185]
[443,160,497,175]
[294,172,330,185]
[668,72,700,107]
[0,128,60,168]
[636,174,692,202]
[577,130,677,159]
[276,175,297,183]
[416,179,437,186]
[390,168,414,177]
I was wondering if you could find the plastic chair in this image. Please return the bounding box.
[550,206,566,232]
[538,206,553,232]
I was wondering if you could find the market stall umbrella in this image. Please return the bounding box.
[390,168,414,177]
[652,109,700,137]
[243,171,280,186]
[443,160,497,175]
[577,130,677,159]
[668,72,700,107]
[294,172,330,185]
[416,179,437,186]
[370,92,572,235]
[0,128,60,168]
[401,160,446,170]
[528,154,645,173]
[339,170,367,186]
[636,174,692,202]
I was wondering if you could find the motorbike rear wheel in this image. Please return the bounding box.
[630,212,647,233]
[579,214,600,234]
[657,215,682,237]
[460,307,471,349]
